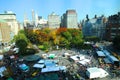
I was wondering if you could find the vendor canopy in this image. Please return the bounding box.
[24,55,40,61]
[96,51,106,57]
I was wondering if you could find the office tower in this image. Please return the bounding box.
[24,12,29,27]
[61,10,78,28]
[32,9,35,26]
[48,12,60,28]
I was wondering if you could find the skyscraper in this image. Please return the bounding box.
[61,13,67,28]
[66,10,78,28]
[32,9,35,26]
[61,10,78,28]
[48,12,60,28]
[24,12,29,27]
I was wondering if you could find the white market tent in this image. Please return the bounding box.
[78,55,85,60]
[70,54,86,62]
[63,53,70,57]
[70,56,79,62]
[86,67,109,79]
[33,64,45,68]
[78,59,91,66]
[78,61,87,66]
[38,60,45,64]
[0,55,3,60]
[41,66,66,73]
[83,59,91,63]
[13,48,19,53]
[64,53,70,56]
[10,55,15,59]
[0,66,7,77]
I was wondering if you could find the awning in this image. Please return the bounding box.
[0,55,3,60]
[38,60,44,64]
[104,58,112,64]
[97,51,106,57]
[33,64,45,68]
[0,66,6,77]
[41,66,66,73]
[24,55,40,62]
[19,64,29,71]
[49,54,55,59]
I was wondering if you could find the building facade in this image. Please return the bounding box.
[48,12,60,28]
[105,12,120,41]
[35,15,48,29]
[0,19,11,48]
[61,10,78,28]
[61,13,67,28]
[66,10,78,28]
[0,11,19,38]
[82,15,107,39]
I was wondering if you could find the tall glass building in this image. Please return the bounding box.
[66,10,78,28]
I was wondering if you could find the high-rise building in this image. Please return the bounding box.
[105,12,120,41]
[0,11,19,39]
[61,13,67,28]
[66,10,78,28]
[0,19,11,48]
[35,14,48,29]
[32,9,35,26]
[24,12,30,27]
[61,10,78,28]
[48,12,60,28]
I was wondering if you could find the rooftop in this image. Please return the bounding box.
[97,51,106,57]
[87,67,100,73]
[66,10,76,14]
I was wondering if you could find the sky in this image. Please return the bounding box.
[0,0,120,22]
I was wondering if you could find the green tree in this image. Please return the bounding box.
[43,41,51,50]
[16,39,28,55]
[113,35,120,50]
[61,31,72,41]
[85,36,100,42]
[71,35,84,48]
[11,30,29,55]
[59,37,70,49]
[11,30,29,43]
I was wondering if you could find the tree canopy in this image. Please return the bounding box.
[12,30,29,55]
[113,35,120,50]
[16,39,28,54]
[24,28,84,50]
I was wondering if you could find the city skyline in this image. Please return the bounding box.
[0,0,120,22]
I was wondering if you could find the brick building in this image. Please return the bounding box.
[105,12,120,41]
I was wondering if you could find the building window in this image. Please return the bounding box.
[111,28,116,30]
[111,36,115,38]
[111,29,116,33]
[111,33,116,35]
